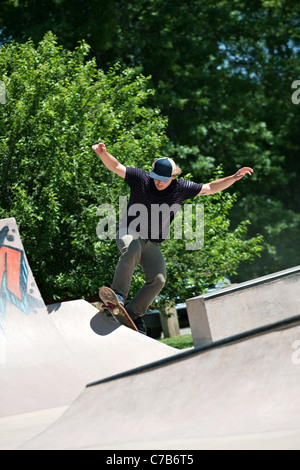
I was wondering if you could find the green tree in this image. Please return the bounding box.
[0,33,169,299]
[159,170,263,306]
[111,0,300,280]
[0,33,262,302]
[1,0,299,280]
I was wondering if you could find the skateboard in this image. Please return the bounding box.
[98,286,138,332]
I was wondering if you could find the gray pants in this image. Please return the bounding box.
[111,232,166,319]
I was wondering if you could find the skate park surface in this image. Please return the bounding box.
[1,217,300,450]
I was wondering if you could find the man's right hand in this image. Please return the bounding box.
[92,142,107,155]
[92,142,126,179]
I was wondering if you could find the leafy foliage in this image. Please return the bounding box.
[0,34,167,299]
[158,169,263,305]
[120,1,299,279]
[0,34,262,302]
[1,1,300,280]
[111,0,300,279]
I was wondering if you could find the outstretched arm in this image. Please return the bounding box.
[92,142,126,178]
[198,167,253,195]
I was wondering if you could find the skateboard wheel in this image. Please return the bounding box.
[112,307,119,316]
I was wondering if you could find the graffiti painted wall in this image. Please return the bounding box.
[0,219,45,316]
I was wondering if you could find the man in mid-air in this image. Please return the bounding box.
[92,142,253,333]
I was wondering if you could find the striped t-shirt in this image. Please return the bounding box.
[118,167,202,243]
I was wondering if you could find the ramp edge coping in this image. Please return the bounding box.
[86,313,300,389]
[188,265,300,302]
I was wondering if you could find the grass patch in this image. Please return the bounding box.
[159,334,194,349]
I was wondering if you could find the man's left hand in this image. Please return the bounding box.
[234,167,253,180]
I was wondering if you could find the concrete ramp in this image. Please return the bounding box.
[0,218,177,448]
[187,265,300,347]
[2,217,300,450]
[19,316,300,450]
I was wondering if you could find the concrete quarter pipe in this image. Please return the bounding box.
[1,218,300,450]
[19,317,300,450]
[0,218,177,449]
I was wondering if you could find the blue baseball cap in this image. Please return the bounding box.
[150,158,177,182]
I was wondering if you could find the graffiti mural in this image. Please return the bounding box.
[0,224,43,316]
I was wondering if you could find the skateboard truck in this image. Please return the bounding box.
[98,287,138,332]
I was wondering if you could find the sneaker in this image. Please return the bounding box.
[132,316,147,335]
[115,293,124,306]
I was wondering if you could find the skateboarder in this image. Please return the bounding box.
[92,142,253,333]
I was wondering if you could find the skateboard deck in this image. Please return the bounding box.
[98,287,138,332]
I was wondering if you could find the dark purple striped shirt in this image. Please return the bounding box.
[118,167,202,243]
